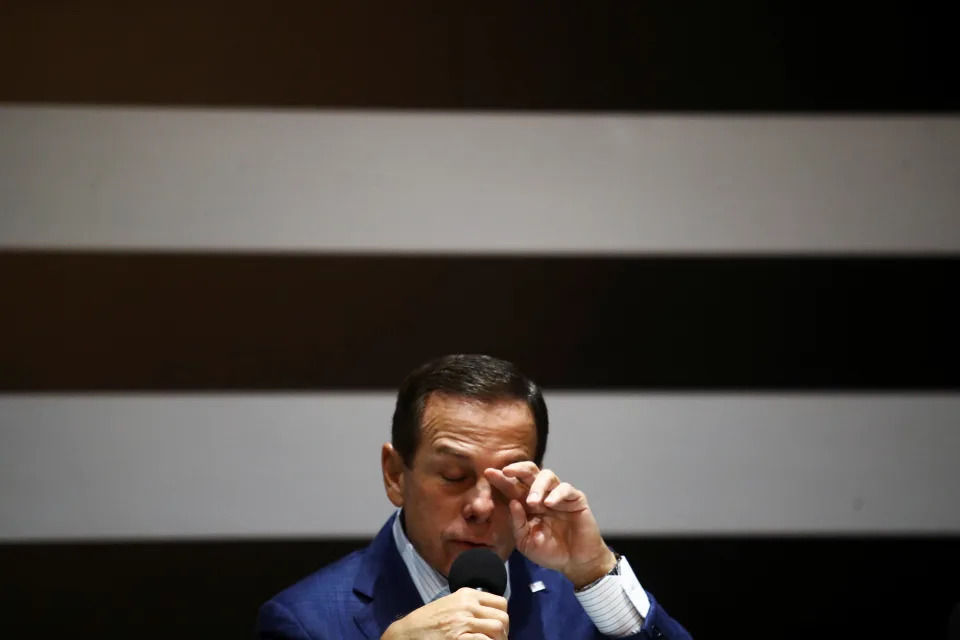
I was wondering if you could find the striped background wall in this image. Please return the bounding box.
[2,3,959,638]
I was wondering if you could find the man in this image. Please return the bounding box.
[257,354,692,639]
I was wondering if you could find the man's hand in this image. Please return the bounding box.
[484,463,617,589]
[382,588,509,640]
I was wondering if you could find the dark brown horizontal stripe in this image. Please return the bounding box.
[1,1,957,111]
[1,536,957,639]
[2,251,959,391]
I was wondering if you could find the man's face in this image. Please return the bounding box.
[382,392,537,576]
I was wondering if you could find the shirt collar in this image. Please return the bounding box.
[391,508,512,605]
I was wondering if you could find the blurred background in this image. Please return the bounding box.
[1,2,959,638]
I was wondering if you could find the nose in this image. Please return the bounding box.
[463,477,496,523]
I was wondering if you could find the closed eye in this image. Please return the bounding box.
[441,474,467,483]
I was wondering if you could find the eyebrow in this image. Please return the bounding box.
[433,445,471,460]
[432,445,529,467]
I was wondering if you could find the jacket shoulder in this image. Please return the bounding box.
[269,547,367,610]
[257,547,369,639]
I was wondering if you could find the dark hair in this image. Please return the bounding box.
[391,354,548,467]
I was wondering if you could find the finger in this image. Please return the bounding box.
[483,468,526,501]
[526,469,560,509]
[469,590,508,612]
[466,617,509,640]
[457,634,498,640]
[509,499,530,542]
[542,481,588,511]
[499,461,540,488]
[472,605,510,634]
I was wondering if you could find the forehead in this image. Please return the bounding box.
[419,392,536,458]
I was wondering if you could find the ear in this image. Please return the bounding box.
[381,443,406,508]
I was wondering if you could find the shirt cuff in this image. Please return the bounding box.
[573,555,650,637]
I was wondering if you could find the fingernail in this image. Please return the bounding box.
[528,492,539,502]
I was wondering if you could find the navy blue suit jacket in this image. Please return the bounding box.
[257,513,692,639]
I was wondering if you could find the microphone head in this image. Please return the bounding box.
[448,548,508,596]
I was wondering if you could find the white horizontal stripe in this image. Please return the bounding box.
[0,393,958,540]
[1,106,959,253]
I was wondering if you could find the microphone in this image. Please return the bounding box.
[949,602,960,640]
[448,548,508,596]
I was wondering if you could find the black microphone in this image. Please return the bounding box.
[949,602,960,640]
[448,548,508,596]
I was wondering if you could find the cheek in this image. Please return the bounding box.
[411,482,463,521]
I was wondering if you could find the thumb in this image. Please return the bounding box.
[509,500,529,544]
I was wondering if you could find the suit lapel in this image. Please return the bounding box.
[352,513,425,639]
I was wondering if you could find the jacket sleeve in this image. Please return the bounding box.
[256,600,316,640]
[632,592,693,640]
